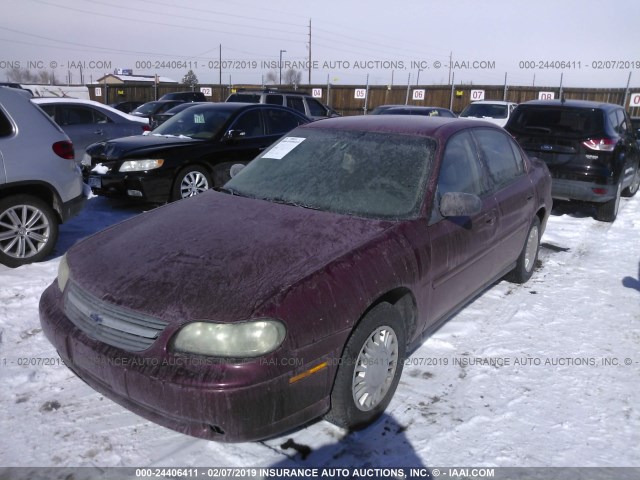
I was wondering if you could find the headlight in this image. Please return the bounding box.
[170,319,286,358]
[119,159,164,172]
[57,253,70,292]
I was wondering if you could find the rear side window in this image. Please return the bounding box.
[509,106,604,137]
[473,128,525,188]
[306,98,327,117]
[0,109,13,136]
[61,106,111,126]
[264,109,306,134]
[228,94,261,103]
[286,96,305,114]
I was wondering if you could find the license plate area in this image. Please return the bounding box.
[88,176,102,188]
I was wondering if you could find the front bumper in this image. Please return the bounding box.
[86,170,173,204]
[38,283,333,442]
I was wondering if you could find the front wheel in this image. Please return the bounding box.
[507,216,540,284]
[171,166,212,201]
[325,302,406,431]
[0,195,59,268]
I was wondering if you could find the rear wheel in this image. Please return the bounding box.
[325,302,406,430]
[507,216,540,284]
[622,165,639,197]
[0,195,58,268]
[595,180,621,222]
[171,166,211,201]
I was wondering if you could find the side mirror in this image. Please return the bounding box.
[223,129,245,141]
[229,164,245,178]
[439,192,482,217]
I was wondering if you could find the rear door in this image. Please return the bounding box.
[428,129,501,323]
[472,127,534,270]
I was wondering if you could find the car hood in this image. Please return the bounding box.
[86,134,203,160]
[66,191,393,325]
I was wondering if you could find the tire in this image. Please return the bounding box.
[595,180,621,222]
[0,195,59,268]
[622,165,640,198]
[507,216,541,284]
[325,302,406,431]
[171,166,212,201]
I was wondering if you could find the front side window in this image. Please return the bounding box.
[230,109,264,137]
[265,95,283,105]
[437,130,486,196]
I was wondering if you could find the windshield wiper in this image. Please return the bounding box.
[215,186,240,195]
[267,197,321,211]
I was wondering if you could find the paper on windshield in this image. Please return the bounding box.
[262,137,306,159]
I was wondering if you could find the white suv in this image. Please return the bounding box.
[0,87,86,267]
[459,100,518,127]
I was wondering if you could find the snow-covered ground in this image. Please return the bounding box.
[0,194,639,472]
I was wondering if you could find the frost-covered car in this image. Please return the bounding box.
[40,116,551,442]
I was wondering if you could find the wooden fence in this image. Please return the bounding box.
[89,83,640,117]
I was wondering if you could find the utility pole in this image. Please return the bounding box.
[448,52,452,85]
[308,19,312,85]
[219,44,222,85]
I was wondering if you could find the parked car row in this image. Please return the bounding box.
[3,82,638,444]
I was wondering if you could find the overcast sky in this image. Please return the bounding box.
[2,0,640,89]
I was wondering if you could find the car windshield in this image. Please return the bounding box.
[152,107,231,139]
[225,128,436,220]
[508,106,605,137]
[132,102,162,115]
[460,103,508,119]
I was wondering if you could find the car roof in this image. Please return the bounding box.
[32,97,149,123]
[518,99,621,110]
[300,115,498,138]
[469,100,517,105]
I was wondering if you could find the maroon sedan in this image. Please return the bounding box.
[39,116,551,442]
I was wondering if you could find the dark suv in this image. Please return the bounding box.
[226,89,338,120]
[159,91,207,102]
[506,100,640,222]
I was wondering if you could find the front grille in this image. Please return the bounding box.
[64,281,168,352]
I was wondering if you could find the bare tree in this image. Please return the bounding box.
[283,68,302,86]
[5,68,56,84]
[265,71,278,85]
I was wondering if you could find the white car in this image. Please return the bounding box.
[458,100,518,127]
[32,97,149,163]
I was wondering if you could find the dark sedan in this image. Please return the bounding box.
[377,106,456,117]
[85,103,311,202]
[40,116,551,442]
[129,100,184,119]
